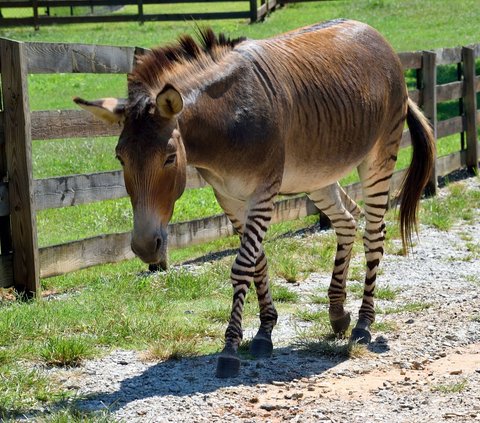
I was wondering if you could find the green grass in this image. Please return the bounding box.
[0,365,70,418]
[419,181,480,231]
[295,309,329,323]
[378,302,432,315]
[40,336,94,367]
[39,408,115,423]
[431,379,469,394]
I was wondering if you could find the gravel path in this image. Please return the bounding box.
[50,177,480,422]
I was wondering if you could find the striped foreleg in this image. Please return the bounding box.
[308,183,359,336]
[216,189,277,378]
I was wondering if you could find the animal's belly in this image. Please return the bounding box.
[279,164,355,195]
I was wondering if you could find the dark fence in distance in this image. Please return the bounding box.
[0,37,478,295]
[0,0,293,28]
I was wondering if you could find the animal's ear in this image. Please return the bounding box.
[156,84,183,118]
[73,97,127,124]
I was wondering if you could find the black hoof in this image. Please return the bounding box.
[216,354,241,378]
[330,312,351,335]
[148,261,167,272]
[250,336,273,358]
[350,327,372,345]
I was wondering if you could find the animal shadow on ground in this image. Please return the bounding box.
[73,336,389,414]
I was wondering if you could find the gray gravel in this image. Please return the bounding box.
[48,177,480,422]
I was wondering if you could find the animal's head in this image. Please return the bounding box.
[74,84,186,270]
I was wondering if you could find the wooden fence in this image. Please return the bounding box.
[0,38,478,295]
[0,0,287,28]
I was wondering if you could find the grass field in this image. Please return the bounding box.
[0,1,479,419]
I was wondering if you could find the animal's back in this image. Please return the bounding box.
[238,19,407,193]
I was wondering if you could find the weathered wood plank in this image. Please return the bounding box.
[436,80,464,102]
[34,171,127,211]
[400,129,411,149]
[398,51,422,70]
[0,183,9,217]
[0,254,14,288]
[408,89,421,105]
[434,46,462,65]
[463,47,479,172]
[39,232,134,278]
[25,42,135,74]
[0,87,13,258]
[0,111,4,144]
[31,110,122,140]
[437,116,465,139]
[34,165,207,210]
[436,150,467,177]
[0,39,40,294]
[422,50,438,196]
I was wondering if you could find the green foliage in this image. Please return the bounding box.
[378,301,432,315]
[295,309,329,323]
[271,284,299,303]
[419,181,480,231]
[0,364,68,418]
[40,336,94,366]
[431,379,468,394]
[371,320,397,333]
[310,294,329,305]
[40,408,115,423]
[375,286,400,301]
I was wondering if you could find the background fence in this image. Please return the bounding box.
[0,38,478,295]
[0,0,311,28]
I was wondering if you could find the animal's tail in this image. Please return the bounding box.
[399,98,436,252]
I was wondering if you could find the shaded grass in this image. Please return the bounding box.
[294,324,372,359]
[0,365,70,418]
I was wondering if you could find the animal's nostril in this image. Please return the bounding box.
[155,237,162,252]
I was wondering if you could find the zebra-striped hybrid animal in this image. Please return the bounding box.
[75,19,435,378]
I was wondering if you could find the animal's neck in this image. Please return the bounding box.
[174,54,249,167]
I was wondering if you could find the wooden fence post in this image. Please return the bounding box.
[0,39,40,295]
[249,0,258,22]
[0,75,13,262]
[462,46,479,173]
[422,50,438,196]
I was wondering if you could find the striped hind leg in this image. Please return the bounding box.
[308,183,361,336]
[249,246,278,358]
[352,137,402,343]
[213,189,278,377]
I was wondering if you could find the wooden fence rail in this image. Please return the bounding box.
[0,37,479,293]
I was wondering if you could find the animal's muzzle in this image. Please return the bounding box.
[131,226,168,265]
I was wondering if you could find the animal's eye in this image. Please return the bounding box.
[116,155,125,166]
[164,154,176,167]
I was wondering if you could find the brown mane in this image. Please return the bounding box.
[127,28,246,116]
